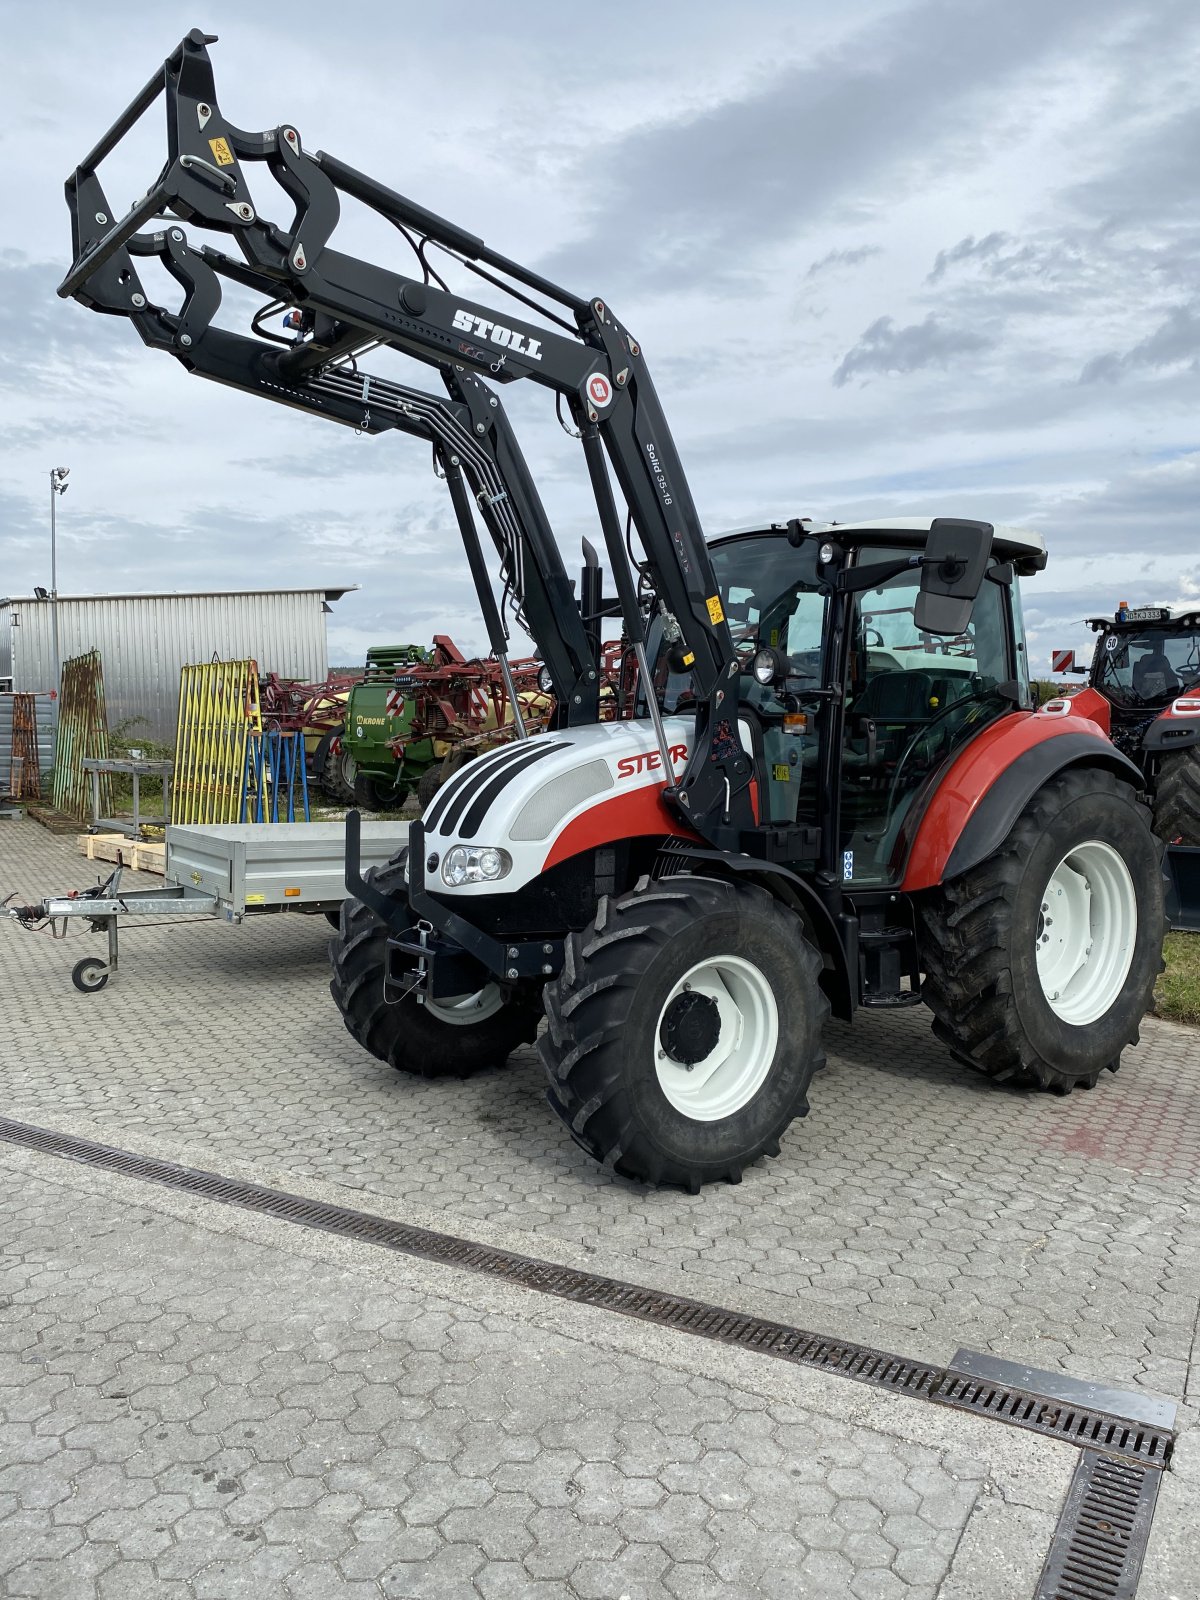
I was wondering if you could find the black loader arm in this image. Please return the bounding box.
[57,28,752,847]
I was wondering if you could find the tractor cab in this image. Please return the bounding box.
[655,518,1045,886]
[1086,606,1200,715]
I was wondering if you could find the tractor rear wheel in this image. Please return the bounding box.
[329,852,541,1077]
[1154,748,1200,845]
[917,768,1163,1094]
[539,875,827,1190]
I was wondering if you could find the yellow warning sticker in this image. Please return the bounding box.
[706,595,725,624]
[245,892,266,904]
[208,135,235,167]
[681,651,695,667]
[773,764,791,782]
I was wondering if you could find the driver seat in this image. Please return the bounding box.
[1132,650,1181,701]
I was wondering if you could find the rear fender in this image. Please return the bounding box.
[901,715,1142,890]
[657,846,854,1020]
[1037,684,1111,734]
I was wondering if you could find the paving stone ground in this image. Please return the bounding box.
[1,818,1198,1596]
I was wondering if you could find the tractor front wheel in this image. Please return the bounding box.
[329,852,541,1077]
[917,768,1163,1093]
[1154,747,1200,846]
[539,875,827,1190]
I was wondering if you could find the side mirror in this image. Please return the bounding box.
[914,518,993,636]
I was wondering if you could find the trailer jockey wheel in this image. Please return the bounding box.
[71,956,109,993]
[917,768,1164,1094]
[540,875,829,1190]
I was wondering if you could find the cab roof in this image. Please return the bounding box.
[714,517,1047,573]
[1086,605,1200,630]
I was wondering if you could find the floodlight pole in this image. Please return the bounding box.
[48,466,69,692]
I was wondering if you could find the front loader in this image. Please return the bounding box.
[58,31,1165,1189]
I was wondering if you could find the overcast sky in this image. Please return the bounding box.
[1,0,1196,676]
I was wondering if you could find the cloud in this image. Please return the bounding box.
[832,314,992,386]
[926,232,1011,282]
[806,245,882,279]
[1080,303,1200,383]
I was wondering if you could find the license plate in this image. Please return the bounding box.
[1129,607,1169,621]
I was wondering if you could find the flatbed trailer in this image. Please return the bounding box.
[9,821,408,992]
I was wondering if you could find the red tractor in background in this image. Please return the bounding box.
[1048,602,1200,928]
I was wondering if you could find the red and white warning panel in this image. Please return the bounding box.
[1051,649,1076,673]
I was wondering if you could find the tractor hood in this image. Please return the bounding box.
[421,718,702,895]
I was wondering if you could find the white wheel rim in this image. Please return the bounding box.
[422,984,506,1027]
[654,955,779,1122]
[1035,840,1137,1025]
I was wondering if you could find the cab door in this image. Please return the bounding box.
[838,550,1020,885]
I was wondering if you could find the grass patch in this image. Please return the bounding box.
[1155,932,1200,1025]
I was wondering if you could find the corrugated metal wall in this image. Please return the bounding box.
[3,592,334,745]
[0,692,57,794]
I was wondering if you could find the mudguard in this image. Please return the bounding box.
[1037,684,1111,733]
[901,713,1142,890]
[656,845,855,1020]
[1142,700,1200,754]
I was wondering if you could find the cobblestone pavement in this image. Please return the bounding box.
[2,819,1198,1595]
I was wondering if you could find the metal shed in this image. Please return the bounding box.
[0,587,355,745]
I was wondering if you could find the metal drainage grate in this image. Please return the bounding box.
[1036,1450,1161,1599]
[0,1116,1175,1472]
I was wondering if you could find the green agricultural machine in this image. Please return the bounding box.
[323,637,548,811]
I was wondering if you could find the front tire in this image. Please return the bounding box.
[1154,747,1200,845]
[329,851,541,1077]
[917,769,1164,1093]
[539,876,828,1190]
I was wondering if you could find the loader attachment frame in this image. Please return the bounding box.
[58,28,753,847]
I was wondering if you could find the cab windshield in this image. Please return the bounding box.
[1095,629,1200,707]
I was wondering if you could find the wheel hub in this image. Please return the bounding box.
[659,990,722,1066]
[653,955,780,1122]
[1034,839,1137,1026]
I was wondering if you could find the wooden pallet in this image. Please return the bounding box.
[77,833,166,875]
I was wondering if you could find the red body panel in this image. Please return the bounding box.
[541,785,700,871]
[1042,685,1111,734]
[900,711,1109,891]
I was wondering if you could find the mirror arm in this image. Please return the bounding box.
[837,556,919,596]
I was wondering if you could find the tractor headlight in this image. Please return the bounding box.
[441,845,512,886]
[537,665,554,694]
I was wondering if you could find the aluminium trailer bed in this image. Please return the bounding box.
[9,821,408,992]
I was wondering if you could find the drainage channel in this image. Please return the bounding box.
[0,1115,1173,1598]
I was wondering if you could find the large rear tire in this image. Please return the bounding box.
[315,727,357,807]
[917,769,1163,1093]
[1154,747,1200,846]
[329,852,541,1077]
[539,876,828,1190]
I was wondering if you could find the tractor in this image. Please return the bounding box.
[58,32,1166,1189]
[1048,603,1200,845]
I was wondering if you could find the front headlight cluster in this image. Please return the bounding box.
[441,845,512,886]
